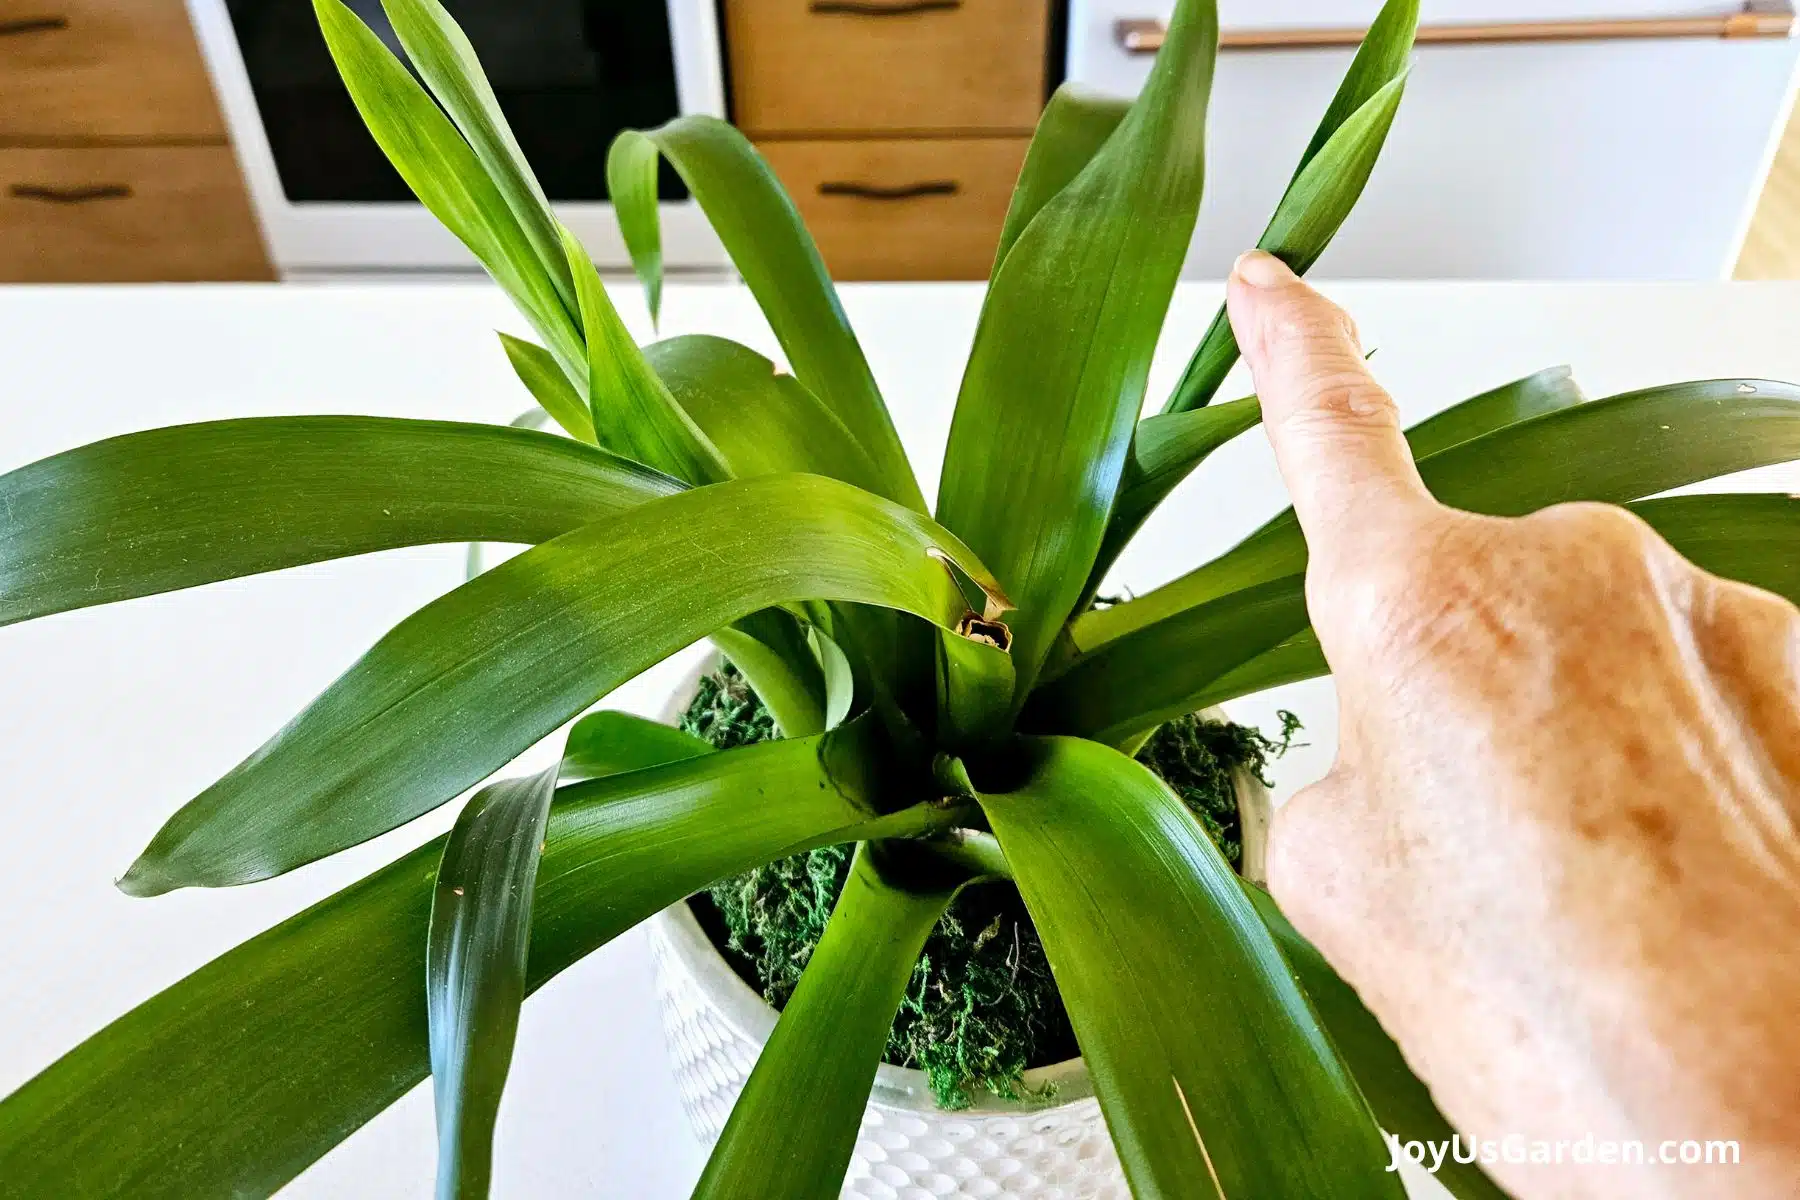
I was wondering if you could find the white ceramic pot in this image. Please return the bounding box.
[646,655,1271,1199]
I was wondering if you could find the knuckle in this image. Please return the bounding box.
[1526,499,1652,542]
[1519,502,1668,580]
[1277,373,1401,433]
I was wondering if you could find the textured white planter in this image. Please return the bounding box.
[646,655,1271,1199]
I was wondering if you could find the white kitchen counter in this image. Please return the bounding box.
[2,280,1799,1198]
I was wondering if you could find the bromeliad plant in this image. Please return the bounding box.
[3,0,1800,1196]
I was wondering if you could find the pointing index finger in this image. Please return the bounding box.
[1225,251,1436,568]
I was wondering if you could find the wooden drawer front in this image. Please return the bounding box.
[725,1,1048,136]
[0,0,225,139]
[758,137,1027,280]
[0,147,270,282]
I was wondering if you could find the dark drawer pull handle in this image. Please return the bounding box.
[10,183,133,204]
[0,16,68,36]
[809,1,961,15]
[818,180,959,200]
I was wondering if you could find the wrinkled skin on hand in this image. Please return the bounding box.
[1226,250,1800,1200]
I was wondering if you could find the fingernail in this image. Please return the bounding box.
[1232,250,1295,289]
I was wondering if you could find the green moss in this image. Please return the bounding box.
[685,662,1297,1109]
[1133,707,1301,871]
[678,666,777,749]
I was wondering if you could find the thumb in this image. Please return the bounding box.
[1227,251,1434,568]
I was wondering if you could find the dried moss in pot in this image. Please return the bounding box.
[682,662,1298,1110]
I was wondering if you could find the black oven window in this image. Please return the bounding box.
[227,0,687,202]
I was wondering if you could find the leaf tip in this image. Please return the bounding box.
[115,855,177,899]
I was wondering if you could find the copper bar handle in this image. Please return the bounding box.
[818,180,959,200]
[810,0,960,15]
[0,16,68,36]
[10,183,133,204]
[1115,1,1795,54]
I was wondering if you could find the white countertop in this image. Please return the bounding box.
[3,280,1799,1197]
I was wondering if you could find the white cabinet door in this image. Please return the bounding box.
[1068,1,1800,278]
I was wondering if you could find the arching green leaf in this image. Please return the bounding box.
[120,475,1006,894]
[313,0,578,371]
[1078,378,1800,652]
[979,738,1400,1197]
[694,846,957,1199]
[379,0,574,319]
[992,86,1130,275]
[427,765,559,1200]
[560,710,711,782]
[0,418,679,628]
[497,333,593,443]
[563,229,727,485]
[644,334,886,494]
[606,119,922,511]
[935,0,1219,694]
[1165,0,1418,414]
[0,731,963,1199]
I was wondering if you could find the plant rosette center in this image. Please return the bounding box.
[678,660,1298,1111]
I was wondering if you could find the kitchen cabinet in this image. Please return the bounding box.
[0,0,269,281]
[1068,0,1800,279]
[756,137,1031,280]
[723,0,1051,280]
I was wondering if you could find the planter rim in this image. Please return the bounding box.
[653,649,1270,1116]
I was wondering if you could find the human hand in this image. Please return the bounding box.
[1226,250,1800,1200]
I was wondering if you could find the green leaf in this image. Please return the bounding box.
[1076,377,1800,652]
[1402,363,1585,459]
[1165,0,1418,415]
[643,334,887,494]
[605,129,665,326]
[427,764,559,1200]
[1074,366,1582,640]
[313,0,577,370]
[694,846,956,1199]
[1632,492,1800,602]
[1025,574,1310,746]
[560,710,710,782]
[1083,492,1800,724]
[1083,394,1264,602]
[462,406,558,581]
[992,85,1130,275]
[606,120,923,511]
[641,334,934,726]
[562,228,728,486]
[977,738,1400,1197]
[935,626,1016,751]
[710,609,831,739]
[1187,628,1328,713]
[935,0,1219,692]
[0,730,966,1198]
[497,333,593,443]
[119,475,1007,894]
[379,0,573,319]
[1295,1,1421,178]
[642,332,947,731]
[808,624,857,731]
[0,417,680,628]
[1245,885,1511,1200]
[1115,397,1265,531]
